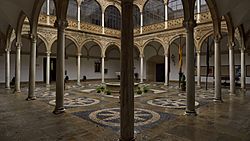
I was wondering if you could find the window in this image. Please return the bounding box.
[168,0,184,20]
[143,0,165,25]
[81,0,102,25]
[133,5,141,28]
[105,6,121,30]
[67,0,78,20]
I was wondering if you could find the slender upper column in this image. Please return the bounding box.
[164,53,169,85]
[196,50,201,87]
[183,19,197,116]
[120,0,134,140]
[27,34,37,100]
[46,52,51,86]
[102,12,105,34]
[140,54,144,83]
[77,4,81,30]
[53,19,68,114]
[164,3,168,29]
[46,0,50,24]
[15,42,22,93]
[214,37,222,102]
[5,49,11,89]
[77,53,81,86]
[101,56,105,83]
[196,0,201,23]
[140,12,143,34]
[229,42,235,94]
[241,48,246,90]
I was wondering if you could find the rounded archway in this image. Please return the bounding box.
[143,41,164,82]
[105,45,120,79]
[169,36,186,82]
[81,41,102,80]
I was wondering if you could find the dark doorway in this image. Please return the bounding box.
[156,63,165,82]
[43,58,57,82]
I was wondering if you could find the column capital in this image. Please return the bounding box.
[196,50,201,54]
[140,54,144,58]
[228,41,235,50]
[29,34,37,43]
[54,19,68,30]
[77,53,82,56]
[15,42,22,49]
[183,20,197,30]
[214,34,222,43]
[5,48,11,52]
[46,51,51,55]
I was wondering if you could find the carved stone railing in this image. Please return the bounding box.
[67,19,78,29]
[167,18,184,29]
[104,27,120,37]
[134,28,140,34]
[199,12,212,23]
[36,12,212,37]
[142,22,165,33]
[80,22,103,34]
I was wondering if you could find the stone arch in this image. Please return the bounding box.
[104,42,121,55]
[103,3,121,14]
[142,38,166,53]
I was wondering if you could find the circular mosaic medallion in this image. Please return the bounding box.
[89,108,160,127]
[49,97,100,107]
[147,98,199,109]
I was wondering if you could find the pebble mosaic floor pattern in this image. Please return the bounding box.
[49,97,100,108]
[73,107,175,133]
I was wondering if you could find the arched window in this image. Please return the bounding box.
[133,5,141,28]
[81,0,102,25]
[49,0,56,16]
[105,6,121,30]
[168,0,184,20]
[143,0,165,25]
[40,1,47,14]
[67,0,77,20]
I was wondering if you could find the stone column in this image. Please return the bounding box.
[27,35,37,100]
[53,19,68,114]
[164,3,168,29]
[46,0,50,25]
[197,0,201,23]
[196,50,201,87]
[77,53,81,86]
[214,37,222,102]
[140,12,143,34]
[77,4,81,30]
[5,49,11,89]
[140,54,144,83]
[102,12,105,34]
[101,55,105,83]
[241,48,246,90]
[15,42,21,93]
[120,0,134,140]
[46,52,51,86]
[183,20,197,116]
[229,43,235,94]
[164,53,169,85]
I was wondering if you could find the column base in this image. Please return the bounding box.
[26,96,36,101]
[5,87,11,90]
[196,85,201,89]
[164,83,169,86]
[53,107,65,115]
[184,110,197,116]
[46,84,50,88]
[119,137,135,141]
[229,92,236,96]
[14,89,21,94]
[213,98,223,103]
[77,82,81,86]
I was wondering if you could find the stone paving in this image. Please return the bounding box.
[0,81,250,141]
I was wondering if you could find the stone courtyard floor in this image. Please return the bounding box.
[0,81,250,141]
